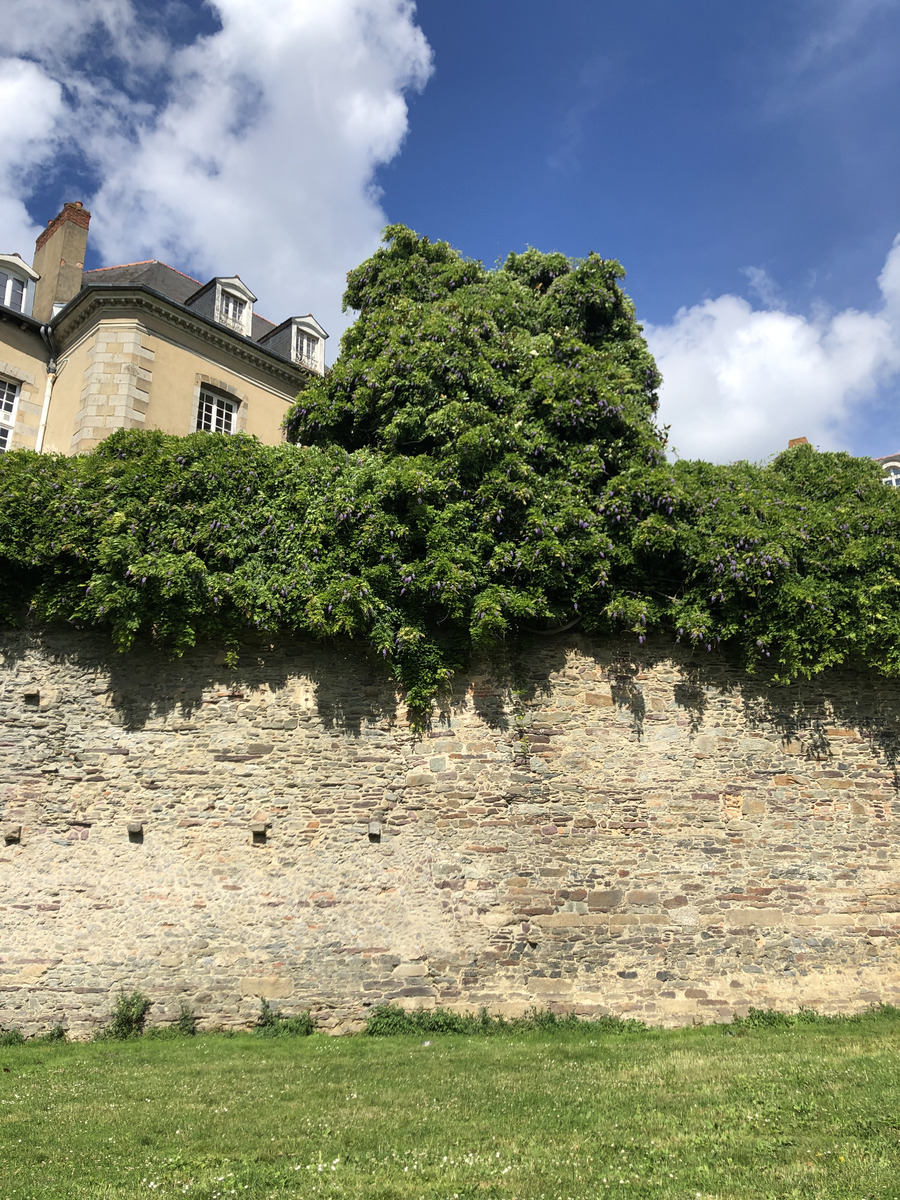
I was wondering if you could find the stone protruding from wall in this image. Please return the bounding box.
[31,202,91,323]
[0,631,898,1037]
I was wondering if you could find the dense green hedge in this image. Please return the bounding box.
[1,227,898,726]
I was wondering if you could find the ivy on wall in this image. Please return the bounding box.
[0,227,898,726]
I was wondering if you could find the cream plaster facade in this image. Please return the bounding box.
[0,323,48,452]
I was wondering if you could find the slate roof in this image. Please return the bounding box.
[81,261,278,342]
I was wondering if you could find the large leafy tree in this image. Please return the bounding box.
[2,227,900,728]
[283,226,669,706]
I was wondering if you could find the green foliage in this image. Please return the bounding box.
[0,1024,65,1045]
[626,444,900,683]
[363,1003,645,1036]
[254,998,314,1038]
[175,1002,198,1036]
[729,1006,850,1031]
[96,990,152,1041]
[1,227,900,725]
[283,227,672,720]
[35,1023,67,1044]
[146,1003,198,1039]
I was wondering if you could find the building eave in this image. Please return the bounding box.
[0,305,44,337]
[52,284,313,391]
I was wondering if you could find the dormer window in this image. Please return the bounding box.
[295,328,319,370]
[184,275,257,338]
[1,273,25,313]
[212,276,255,337]
[0,254,39,317]
[256,315,327,373]
[218,290,246,330]
[286,316,328,374]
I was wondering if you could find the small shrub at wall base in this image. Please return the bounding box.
[0,1024,65,1045]
[36,1023,67,1044]
[253,997,314,1038]
[175,1001,198,1036]
[95,990,152,1041]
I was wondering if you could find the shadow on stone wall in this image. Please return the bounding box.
[588,637,900,788]
[1,626,401,735]
[5,625,900,781]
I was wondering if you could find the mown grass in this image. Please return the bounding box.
[1,1009,899,1199]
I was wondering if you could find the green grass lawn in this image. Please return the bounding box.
[1,1011,899,1199]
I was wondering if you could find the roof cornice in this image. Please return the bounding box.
[52,285,312,389]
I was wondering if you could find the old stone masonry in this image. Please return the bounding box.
[1,629,898,1036]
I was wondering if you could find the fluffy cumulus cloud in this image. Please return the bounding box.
[646,237,900,463]
[0,57,64,256]
[0,0,432,344]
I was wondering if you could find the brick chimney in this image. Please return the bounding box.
[787,437,809,448]
[31,201,91,323]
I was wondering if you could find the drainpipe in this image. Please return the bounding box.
[36,324,58,453]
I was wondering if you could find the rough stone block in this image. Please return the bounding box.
[239,977,294,999]
[722,908,784,927]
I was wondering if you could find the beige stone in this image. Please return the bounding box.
[239,977,294,999]
[719,908,784,927]
[0,629,898,1037]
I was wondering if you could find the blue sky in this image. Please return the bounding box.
[392,1,900,319]
[2,0,899,462]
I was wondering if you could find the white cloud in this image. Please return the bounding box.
[793,0,895,71]
[0,0,432,347]
[740,266,783,310]
[0,57,64,256]
[646,237,900,463]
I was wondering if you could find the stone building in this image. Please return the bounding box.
[0,202,327,454]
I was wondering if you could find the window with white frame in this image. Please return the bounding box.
[196,388,238,435]
[883,463,900,487]
[0,271,26,314]
[217,291,246,331]
[295,329,319,369]
[0,377,19,451]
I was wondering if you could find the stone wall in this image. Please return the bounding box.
[1,629,898,1036]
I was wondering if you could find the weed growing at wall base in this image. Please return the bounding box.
[94,990,152,1040]
[363,1003,647,1036]
[253,997,314,1037]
